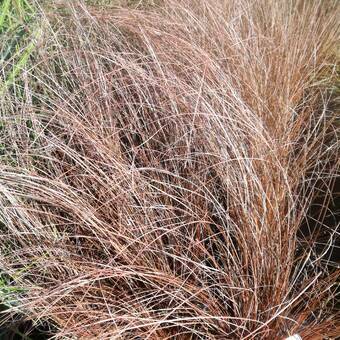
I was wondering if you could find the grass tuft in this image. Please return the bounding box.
[0,0,339,338]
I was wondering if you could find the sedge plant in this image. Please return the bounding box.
[0,0,339,339]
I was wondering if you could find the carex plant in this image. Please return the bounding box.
[0,0,339,339]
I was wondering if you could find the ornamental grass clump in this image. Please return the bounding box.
[0,0,339,338]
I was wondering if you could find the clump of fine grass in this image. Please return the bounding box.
[0,0,339,339]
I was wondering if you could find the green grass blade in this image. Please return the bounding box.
[0,0,11,29]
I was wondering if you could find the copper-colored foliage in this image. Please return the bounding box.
[0,0,339,338]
